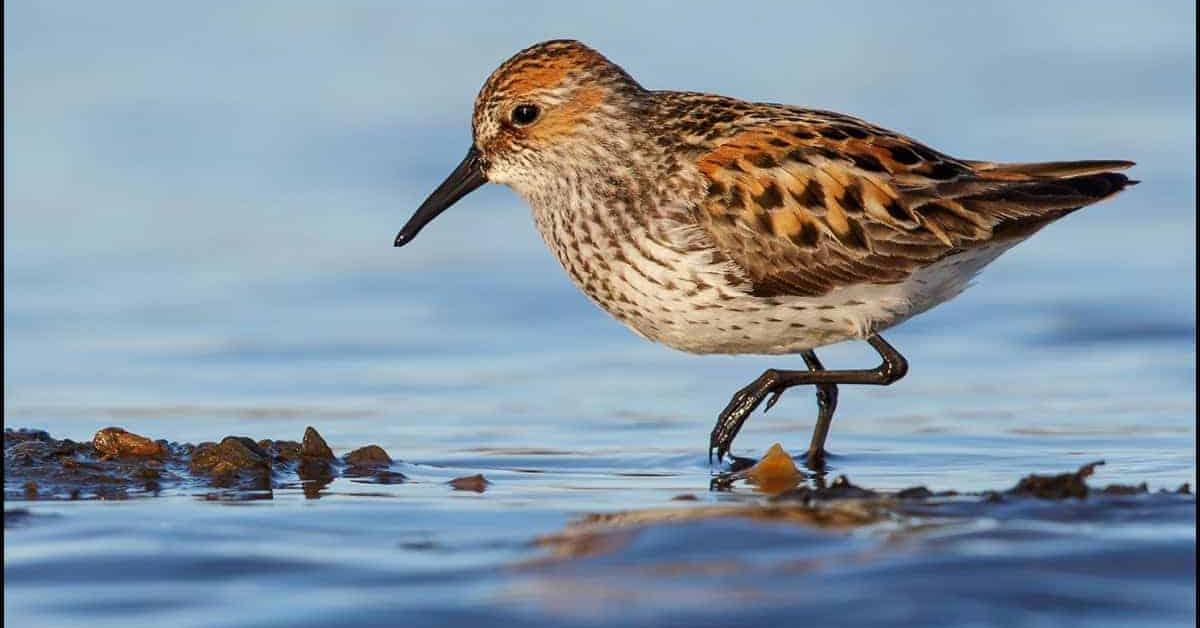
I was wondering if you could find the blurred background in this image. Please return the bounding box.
[5,3,1195,627]
[5,0,1194,440]
[4,0,1195,481]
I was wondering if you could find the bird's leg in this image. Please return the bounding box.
[708,334,908,464]
[800,350,838,471]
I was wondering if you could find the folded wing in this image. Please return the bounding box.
[691,109,1134,297]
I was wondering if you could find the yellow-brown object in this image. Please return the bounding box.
[92,427,166,459]
[744,443,802,494]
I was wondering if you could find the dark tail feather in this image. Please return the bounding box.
[960,169,1136,239]
[964,159,1136,179]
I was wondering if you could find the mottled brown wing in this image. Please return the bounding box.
[691,112,1133,297]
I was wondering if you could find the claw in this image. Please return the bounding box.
[764,389,784,413]
[708,372,787,473]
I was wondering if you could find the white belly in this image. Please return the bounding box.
[633,240,1019,355]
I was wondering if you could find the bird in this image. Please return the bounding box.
[394,39,1135,469]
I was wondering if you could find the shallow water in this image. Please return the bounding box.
[4,2,1197,627]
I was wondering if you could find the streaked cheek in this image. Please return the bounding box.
[527,87,603,143]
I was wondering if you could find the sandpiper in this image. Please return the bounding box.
[394,40,1135,468]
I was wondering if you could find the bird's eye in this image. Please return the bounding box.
[510,104,540,126]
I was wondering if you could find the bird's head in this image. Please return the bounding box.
[395,40,645,247]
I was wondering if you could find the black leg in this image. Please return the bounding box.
[800,350,838,469]
[708,334,908,463]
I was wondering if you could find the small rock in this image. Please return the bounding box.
[92,427,166,459]
[773,476,879,502]
[896,486,933,500]
[771,485,815,502]
[823,475,878,499]
[23,481,38,499]
[1101,482,1148,496]
[259,440,303,462]
[4,429,52,449]
[344,445,392,467]
[1008,461,1102,500]
[449,474,489,492]
[1177,483,1192,495]
[301,427,334,460]
[190,436,272,480]
[671,494,698,501]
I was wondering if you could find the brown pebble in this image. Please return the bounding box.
[92,427,166,459]
[671,494,698,501]
[301,427,334,460]
[344,445,392,467]
[258,439,303,462]
[274,440,304,461]
[23,481,38,499]
[1101,483,1148,496]
[449,474,489,493]
[190,436,271,478]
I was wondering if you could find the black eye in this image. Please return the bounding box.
[511,104,540,126]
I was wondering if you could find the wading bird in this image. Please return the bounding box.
[394,40,1135,468]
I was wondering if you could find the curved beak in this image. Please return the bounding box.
[394,146,488,247]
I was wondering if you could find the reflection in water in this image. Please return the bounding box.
[297,459,337,500]
[513,491,1194,627]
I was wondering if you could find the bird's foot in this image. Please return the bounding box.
[708,370,786,462]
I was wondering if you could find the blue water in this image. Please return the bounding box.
[4,2,1195,627]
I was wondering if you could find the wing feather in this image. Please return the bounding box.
[686,103,1134,298]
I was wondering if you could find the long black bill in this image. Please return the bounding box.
[394,146,487,247]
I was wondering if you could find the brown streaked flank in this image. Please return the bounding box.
[394,39,1137,469]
